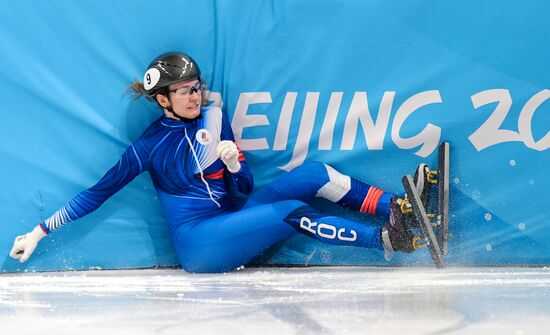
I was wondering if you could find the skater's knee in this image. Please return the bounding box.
[287,161,328,183]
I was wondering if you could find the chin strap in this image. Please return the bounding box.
[165,106,202,123]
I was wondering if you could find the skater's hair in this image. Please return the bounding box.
[128,78,208,107]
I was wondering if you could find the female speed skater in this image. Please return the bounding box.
[10,51,431,273]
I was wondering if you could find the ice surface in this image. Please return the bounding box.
[1,267,549,335]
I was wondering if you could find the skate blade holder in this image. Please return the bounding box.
[402,199,439,225]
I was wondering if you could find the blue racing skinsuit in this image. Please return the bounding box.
[40,106,394,273]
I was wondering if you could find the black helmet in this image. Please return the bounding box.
[143,52,201,95]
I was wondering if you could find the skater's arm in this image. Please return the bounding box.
[10,142,148,263]
[40,141,148,234]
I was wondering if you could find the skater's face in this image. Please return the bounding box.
[157,78,202,120]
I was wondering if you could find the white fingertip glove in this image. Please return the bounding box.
[215,140,241,173]
[10,225,47,263]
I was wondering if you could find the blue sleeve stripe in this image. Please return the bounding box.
[131,145,143,173]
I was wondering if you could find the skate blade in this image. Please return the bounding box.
[384,248,396,262]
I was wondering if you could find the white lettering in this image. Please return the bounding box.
[468,89,522,151]
[518,89,550,151]
[341,91,394,151]
[273,92,297,150]
[391,90,442,157]
[319,92,344,150]
[229,89,546,160]
[205,90,223,108]
[300,217,317,234]
[299,217,357,242]
[337,228,357,242]
[317,223,337,239]
[279,92,320,171]
[232,92,271,150]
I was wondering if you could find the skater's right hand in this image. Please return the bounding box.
[10,225,48,263]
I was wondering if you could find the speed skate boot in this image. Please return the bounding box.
[413,163,435,210]
[381,196,423,260]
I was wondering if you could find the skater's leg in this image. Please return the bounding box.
[174,200,304,273]
[174,200,387,273]
[282,204,384,249]
[246,161,394,217]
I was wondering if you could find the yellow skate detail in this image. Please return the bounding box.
[400,198,413,214]
[427,170,438,184]
[412,236,426,250]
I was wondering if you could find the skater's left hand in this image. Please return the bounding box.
[216,140,241,173]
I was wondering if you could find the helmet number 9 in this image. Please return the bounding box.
[143,68,160,91]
